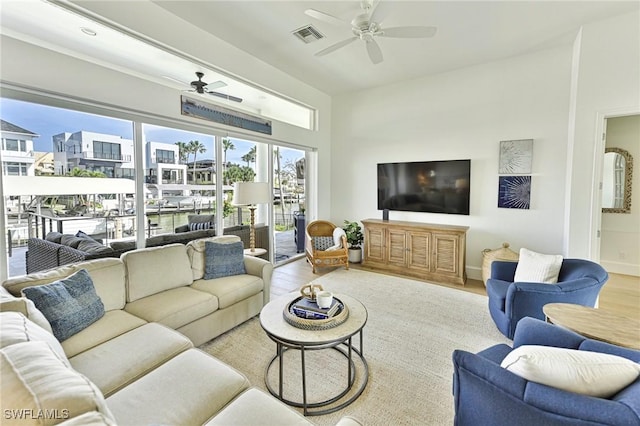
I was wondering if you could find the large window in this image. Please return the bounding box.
[93,141,122,160]
[1,96,312,279]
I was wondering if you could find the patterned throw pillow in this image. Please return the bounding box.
[189,221,211,231]
[204,241,246,280]
[21,269,105,342]
[312,236,335,251]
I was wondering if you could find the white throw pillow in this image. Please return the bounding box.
[501,345,640,398]
[513,248,563,283]
[326,227,346,251]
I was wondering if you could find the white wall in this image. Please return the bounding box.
[332,45,574,279]
[601,115,640,276]
[567,10,640,260]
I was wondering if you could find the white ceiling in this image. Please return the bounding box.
[148,0,640,94]
[1,0,639,99]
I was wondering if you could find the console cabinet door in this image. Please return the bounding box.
[386,228,407,265]
[407,231,431,272]
[364,225,385,263]
[432,232,459,276]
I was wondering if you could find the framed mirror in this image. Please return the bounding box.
[602,148,633,213]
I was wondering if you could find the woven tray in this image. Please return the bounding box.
[283,296,349,330]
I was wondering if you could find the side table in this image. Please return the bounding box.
[259,293,369,416]
[543,303,640,349]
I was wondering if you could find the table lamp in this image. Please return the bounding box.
[232,182,270,253]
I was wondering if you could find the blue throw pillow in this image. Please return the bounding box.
[312,236,335,251]
[204,241,246,280]
[21,269,105,342]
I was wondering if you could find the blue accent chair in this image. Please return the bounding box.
[452,317,640,426]
[487,258,609,339]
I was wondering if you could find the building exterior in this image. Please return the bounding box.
[52,130,135,178]
[0,119,37,176]
[145,141,186,185]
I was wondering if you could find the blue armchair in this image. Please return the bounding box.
[487,258,608,339]
[452,317,640,426]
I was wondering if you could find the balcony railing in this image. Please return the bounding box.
[83,152,132,162]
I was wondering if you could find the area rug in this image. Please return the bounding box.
[200,268,510,425]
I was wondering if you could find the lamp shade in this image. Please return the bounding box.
[232,182,270,206]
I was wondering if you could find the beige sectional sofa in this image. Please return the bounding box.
[1,235,361,425]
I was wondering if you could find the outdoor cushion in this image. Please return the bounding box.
[21,269,105,342]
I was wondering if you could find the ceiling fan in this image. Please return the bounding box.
[305,0,437,64]
[188,72,243,103]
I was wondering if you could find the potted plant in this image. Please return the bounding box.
[343,220,364,263]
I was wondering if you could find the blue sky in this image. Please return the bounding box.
[1,98,302,165]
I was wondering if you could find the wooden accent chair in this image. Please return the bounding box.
[305,220,349,274]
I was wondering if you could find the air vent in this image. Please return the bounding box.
[292,25,324,44]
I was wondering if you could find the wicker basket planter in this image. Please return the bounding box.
[481,242,519,286]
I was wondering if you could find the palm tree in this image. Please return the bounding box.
[188,140,206,183]
[175,141,189,164]
[222,138,235,184]
[241,146,256,167]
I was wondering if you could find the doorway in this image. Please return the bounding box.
[596,114,640,276]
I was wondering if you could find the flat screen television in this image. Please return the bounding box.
[377,160,471,215]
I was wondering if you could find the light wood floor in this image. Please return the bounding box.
[272,257,640,319]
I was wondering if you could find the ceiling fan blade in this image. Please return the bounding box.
[366,39,383,64]
[304,9,349,27]
[314,37,358,57]
[204,80,227,91]
[380,26,437,38]
[209,91,242,103]
[368,0,391,24]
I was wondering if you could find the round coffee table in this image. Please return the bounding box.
[259,293,368,416]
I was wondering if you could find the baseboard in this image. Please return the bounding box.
[600,260,640,277]
[466,265,482,281]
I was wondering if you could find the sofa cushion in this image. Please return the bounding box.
[192,274,264,309]
[0,341,115,425]
[22,269,105,342]
[58,411,115,426]
[0,312,68,365]
[0,295,53,333]
[122,244,194,302]
[61,234,85,249]
[76,239,113,255]
[106,349,250,426]
[204,241,246,280]
[45,231,64,243]
[513,248,563,284]
[186,236,241,280]
[62,310,146,358]
[109,240,136,251]
[124,287,218,329]
[2,258,126,311]
[501,345,640,398]
[70,323,193,397]
[205,388,312,426]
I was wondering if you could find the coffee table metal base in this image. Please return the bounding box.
[264,331,368,416]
